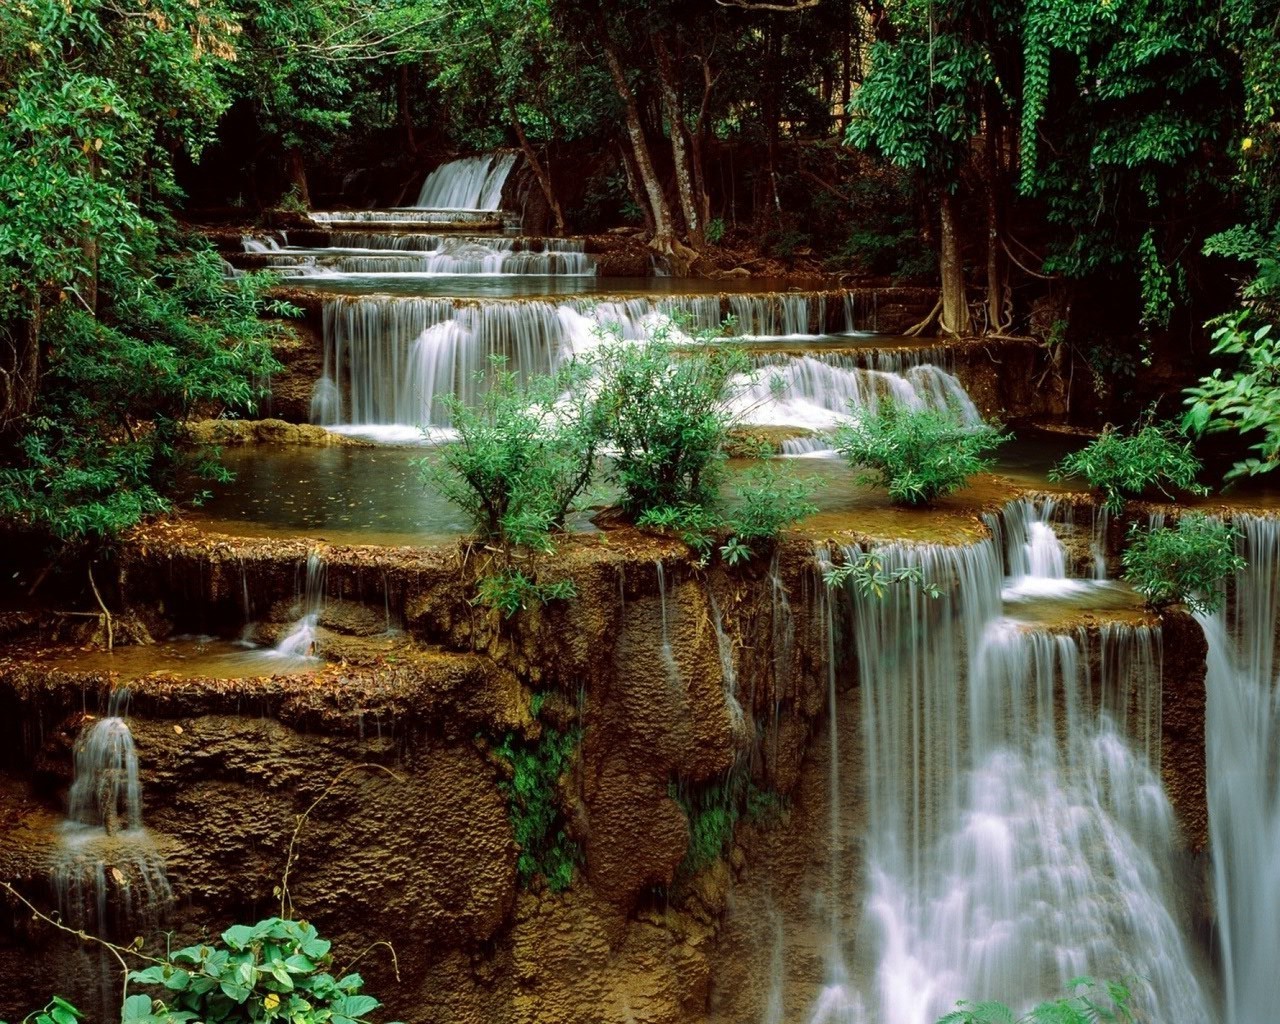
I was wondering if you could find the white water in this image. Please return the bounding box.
[273,550,326,658]
[815,503,1209,1023]
[312,294,976,435]
[416,153,517,210]
[246,235,595,277]
[1199,514,1280,1024]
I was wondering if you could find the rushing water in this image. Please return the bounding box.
[1199,514,1280,1024]
[273,550,327,658]
[813,501,1210,1023]
[243,235,596,277]
[52,691,171,1011]
[415,152,516,210]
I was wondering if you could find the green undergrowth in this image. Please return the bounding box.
[1122,514,1244,615]
[670,769,787,879]
[1049,421,1206,512]
[937,976,1134,1024]
[492,700,582,891]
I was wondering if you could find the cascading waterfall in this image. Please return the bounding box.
[1199,513,1280,1024]
[735,352,979,438]
[273,550,327,658]
[313,293,844,431]
[415,153,517,210]
[52,691,171,1010]
[816,502,1209,1024]
[311,292,975,438]
[246,235,595,276]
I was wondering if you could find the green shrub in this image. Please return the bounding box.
[833,403,1007,505]
[474,570,577,618]
[937,976,1134,1024]
[705,217,727,244]
[493,727,582,891]
[721,465,818,564]
[425,357,603,615]
[126,918,397,1024]
[1122,515,1245,615]
[1049,422,1206,512]
[595,322,750,516]
[427,356,603,547]
[671,776,784,878]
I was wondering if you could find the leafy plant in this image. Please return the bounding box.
[595,320,750,516]
[1049,422,1207,512]
[670,775,784,878]
[822,551,943,600]
[0,996,83,1024]
[937,976,1134,1024]
[1122,515,1246,615]
[493,727,582,891]
[126,918,398,1024]
[705,217,726,245]
[833,403,1007,506]
[474,570,577,619]
[635,501,724,562]
[425,356,603,615]
[722,465,818,563]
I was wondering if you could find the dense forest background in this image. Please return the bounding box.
[0,0,1277,543]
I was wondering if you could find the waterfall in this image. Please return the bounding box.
[254,236,595,277]
[817,502,1209,1023]
[313,294,816,429]
[273,551,326,658]
[52,691,171,1011]
[1199,514,1280,1024]
[415,153,517,210]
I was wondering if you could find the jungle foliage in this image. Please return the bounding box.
[1122,515,1246,615]
[1049,422,1206,512]
[834,403,1007,506]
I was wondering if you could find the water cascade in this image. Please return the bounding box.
[1199,514,1280,1024]
[273,550,327,658]
[415,153,517,210]
[817,503,1209,1023]
[312,294,976,438]
[51,691,171,1009]
[245,235,595,277]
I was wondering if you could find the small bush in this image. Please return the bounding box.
[474,569,577,618]
[705,217,726,244]
[1049,422,1206,512]
[127,918,395,1024]
[722,465,818,564]
[1122,514,1245,614]
[493,726,582,891]
[427,357,603,546]
[833,403,1007,505]
[595,322,750,515]
[426,357,603,615]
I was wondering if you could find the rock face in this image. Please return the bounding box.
[0,531,832,1024]
[0,520,1213,1023]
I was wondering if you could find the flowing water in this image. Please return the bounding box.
[273,550,327,658]
[415,152,517,210]
[813,501,1210,1023]
[52,691,171,1012]
[1199,514,1280,1024]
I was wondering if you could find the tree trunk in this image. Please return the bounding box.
[939,191,970,336]
[691,57,716,228]
[285,148,311,208]
[653,33,704,248]
[982,104,1005,332]
[619,141,656,236]
[509,101,567,235]
[398,66,418,154]
[600,34,686,267]
[0,299,40,434]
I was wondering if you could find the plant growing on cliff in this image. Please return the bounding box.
[493,727,582,891]
[426,356,604,616]
[1049,422,1207,512]
[937,975,1135,1023]
[833,403,1007,506]
[822,551,943,601]
[1122,515,1245,615]
[720,465,818,565]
